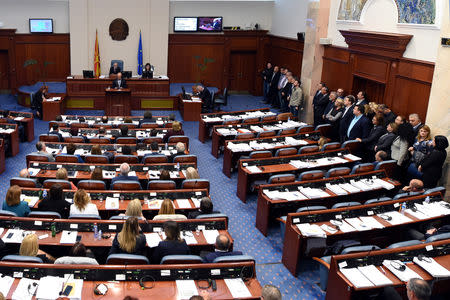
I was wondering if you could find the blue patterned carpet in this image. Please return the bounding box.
[0,89,324,299]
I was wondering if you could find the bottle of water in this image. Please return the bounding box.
[176,162,180,170]
[93,223,98,240]
[165,143,168,150]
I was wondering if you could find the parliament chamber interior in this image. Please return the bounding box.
[0,0,449,299]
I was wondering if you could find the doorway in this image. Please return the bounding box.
[0,50,9,91]
[229,51,256,93]
[352,76,385,103]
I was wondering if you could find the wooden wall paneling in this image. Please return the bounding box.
[352,54,389,84]
[269,35,304,77]
[0,30,17,92]
[255,36,270,96]
[321,46,351,93]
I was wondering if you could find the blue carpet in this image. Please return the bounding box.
[0,91,325,299]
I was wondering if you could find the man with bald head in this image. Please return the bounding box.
[402,179,424,193]
[19,169,30,178]
[110,163,139,187]
[112,72,127,89]
[379,278,431,300]
[201,234,243,263]
[261,285,282,300]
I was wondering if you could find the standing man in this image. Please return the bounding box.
[112,72,127,89]
[276,68,289,109]
[280,72,293,112]
[355,91,368,106]
[409,113,423,136]
[336,88,345,100]
[339,95,355,143]
[109,62,121,75]
[323,91,337,121]
[261,62,273,102]
[267,66,281,106]
[313,85,329,127]
[288,78,303,120]
[346,104,370,140]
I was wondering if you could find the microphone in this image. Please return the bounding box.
[364,246,376,264]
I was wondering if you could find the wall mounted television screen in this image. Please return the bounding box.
[29,19,53,33]
[198,17,222,32]
[174,17,198,32]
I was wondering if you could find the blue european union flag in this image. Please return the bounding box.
[137,31,143,75]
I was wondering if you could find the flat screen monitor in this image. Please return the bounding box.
[29,19,53,33]
[174,17,198,32]
[198,17,222,32]
[83,70,94,79]
[122,71,132,79]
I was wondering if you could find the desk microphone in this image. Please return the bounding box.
[364,246,377,265]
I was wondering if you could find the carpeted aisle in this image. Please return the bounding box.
[0,90,325,299]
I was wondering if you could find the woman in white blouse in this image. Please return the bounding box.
[70,189,99,216]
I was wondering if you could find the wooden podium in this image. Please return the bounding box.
[105,88,131,116]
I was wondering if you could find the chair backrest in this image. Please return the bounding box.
[116,137,137,144]
[114,155,139,164]
[68,214,101,220]
[351,163,375,175]
[315,124,332,137]
[275,147,297,157]
[39,134,60,142]
[257,130,276,138]
[331,201,361,209]
[262,115,276,122]
[55,154,79,163]
[85,155,109,164]
[112,180,142,190]
[387,240,422,249]
[0,210,18,217]
[321,142,341,151]
[181,179,210,191]
[249,150,272,159]
[10,177,37,188]
[341,245,380,255]
[88,138,110,144]
[173,155,197,167]
[364,197,392,204]
[26,154,49,167]
[374,160,397,177]
[143,155,168,164]
[160,255,204,264]
[222,87,228,106]
[268,174,296,184]
[223,119,240,125]
[296,206,327,213]
[213,255,255,263]
[298,145,319,154]
[280,128,296,135]
[423,186,446,196]
[143,137,163,144]
[236,133,255,140]
[64,136,85,143]
[393,192,422,200]
[168,136,189,149]
[298,170,324,181]
[106,254,149,265]
[109,215,144,220]
[165,122,173,128]
[110,59,124,71]
[77,180,106,190]
[325,167,351,178]
[297,125,314,134]
[43,179,72,189]
[195,213,228,220]
[342,140,361,154]
[243,117,260,124]
[147,180,176,190]
[276,112,292,121]
[425,232,450,243]
[141,123,158,128]
[1,255,43,263]
[28,211,62,219]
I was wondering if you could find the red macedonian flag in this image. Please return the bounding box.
[94,29,101,78]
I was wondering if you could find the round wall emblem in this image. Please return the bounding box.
[109,18,129,41]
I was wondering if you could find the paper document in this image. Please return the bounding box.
[0,274,14,299]
[176,280,198,299]
[345,218,371,231]
[202,229,220,244]
[2,229,25,243]
[337,220,357,233]
[340,268,374,288]
[339,183,361,193]
[344,154,361,161]
[359,216,385,229]
[320,224,338,234]
[358,265,393,286]
[383,260,423,282]
[35,276,65,300]
[148,199,163,209]
[176,199,191,209]
[62,275,83,299]
[20,195,39,208]
[413,256,450,278]
[14,116,24,121]
[378,211,412,225]
[12,278,39,300]
[224,278,252,298]
[145,232,162,248]
[105,197,119,209]
[191,198,201,208]
[296,223,326,238]
[181,231,198,245]
[326,183,348,195]
[245,165,262,173]
[60,230,77,244]
[374,178,395,190]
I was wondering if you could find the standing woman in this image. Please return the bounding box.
[406,125,433,179]
[324,98,344,141]
[32,85,48,119]
[288,78,303,120]
[108,217,146,256]
[419,135,448,188]
[391,123,411,179]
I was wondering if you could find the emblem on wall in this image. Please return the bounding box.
[109,18,129,41]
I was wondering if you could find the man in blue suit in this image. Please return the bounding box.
[202,234,243,263]
[346,104,370,141]
[111,163,139,188]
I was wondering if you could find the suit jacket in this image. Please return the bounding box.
[313,93,330,115]
[112,78,127,89]
[421,149,447,188]
[412,123,423,137]
[360,125,386,151]
[375,132,397,153]
[261,67,273,83]
[339,106,355,139]
[202,250,243,263]
[151,240,190,264]
[347,115,370,140]
[187,210,220,219]
[38,198,71,219]
[109,66,121,75]
[323,100,335,116]
[139,117,155,127]
[111,174,140,187]
[355,99,368,106]
[163,129,185,143]
[269,72,281,93]
[48,130,64,142]
[199,88,212,104]
[281,82,293,99]
[384,112,396,125]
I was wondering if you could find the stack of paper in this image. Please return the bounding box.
[176,199,191,209]
[27,168,40,176]
[35,276,65,300]
[358,265,393,286]
[359,216,385,229]
[413,256,450,278]
[350,180,374,191]
[336,220,357,233]
[145,232,162,247]
[21,195,39,208]
[202,229,220,244]
[176,280,198,299]
[14,116,25,121]
[245,165,262,173]
[12,278,39,300]
[320,224,338,234]
[344,154,361,161]
[225,278,252,298]
[298,187,330,199]
[339,183,361,193]
[250,125,264,132]
[60,231,77,244]
[296,223,326,238]
[383,260,422,282]
[0,274,14,298]
[289,160,311,169]
[285,137,308,146]
[378,211,413,225]
[326,183,348,195]
[2,229,25,243]
[345,218,371,231]
[148,199,163,209]
[340,268,374,288]
[105,197,119,209]
[181,231,198,245]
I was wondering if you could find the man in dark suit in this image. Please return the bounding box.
[112,72,127,89]
[109,62,121,75]
[111,163,139,187]
[313,86,330,127]
[409,113,423,137]
[280,73,293,112]
[261,62,273,102]
[198,85,212,112]
[346,104,370,140]
[48,123,64,142]
[339,95,355,143]
[114,125,129,138]
[187,197,219,219]
[201,234,243,263]
[355,91,368,106]
[139,111,155,127]
[266,66,280,105]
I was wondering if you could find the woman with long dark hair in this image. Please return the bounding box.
[418,135,448,188]
[108,217,146,255]
[38,184,71,218]
[151,221,190,263]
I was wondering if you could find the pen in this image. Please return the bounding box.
[380,266,386,274]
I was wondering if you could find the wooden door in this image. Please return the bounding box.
[229,51,256,93]
[0,50,9,90]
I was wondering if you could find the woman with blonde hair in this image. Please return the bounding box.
[20,233,54,263]
[108,217,146,255]
[407,125,433,179]
[119,199,145,219]
[56,167,77,190]
[185,167,200,179]
[70,189,99,216]
[2,185,30,217]
[153,199,187,220]
[163,121,184,143]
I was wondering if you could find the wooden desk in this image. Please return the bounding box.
[0,123,19,156]
[0,262,262,299]
[66,76,173,110]
[0,139,4,174]
[198,108,272,143]
[105,88,131,116]
[327,239,450,300]
[255,170,401,236]
[43,94,65,121]
[5,111,35,142]
[282,193,447,276]
[178,94,202,121]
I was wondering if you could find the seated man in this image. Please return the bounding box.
[374,150,388,163]
[19,168,30,178]
[114,125,129,138]
[122,145,132,155]
[139,111,155,126]
[112,72,127,89]
[261,285,282,300]
[201,234,242,263]
[30,142,55,162]
[401,179,424,193]
[378,278,430,300]
[176,142,185,155]
[48,123,64,142]
[141,142,160,163]
[111,163,139,187]
[64,143,84,163]
[188,197,219,219]
[109,62,121,75]
[101,116,109,124]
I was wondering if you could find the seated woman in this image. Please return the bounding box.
[20,233,54,263]
[91,167,104,181]
[185,167,200,179]
[153,199,187,221]
[56,167,77,190]
[151,221,190,264]
[54,242,98,265]
[159,169,171,180]
[163,121,184,143]
[70,189,99,216]
[108,217,146,256]
[120,199,145,220]
[38,184,71,218]
[2,185,30,217]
